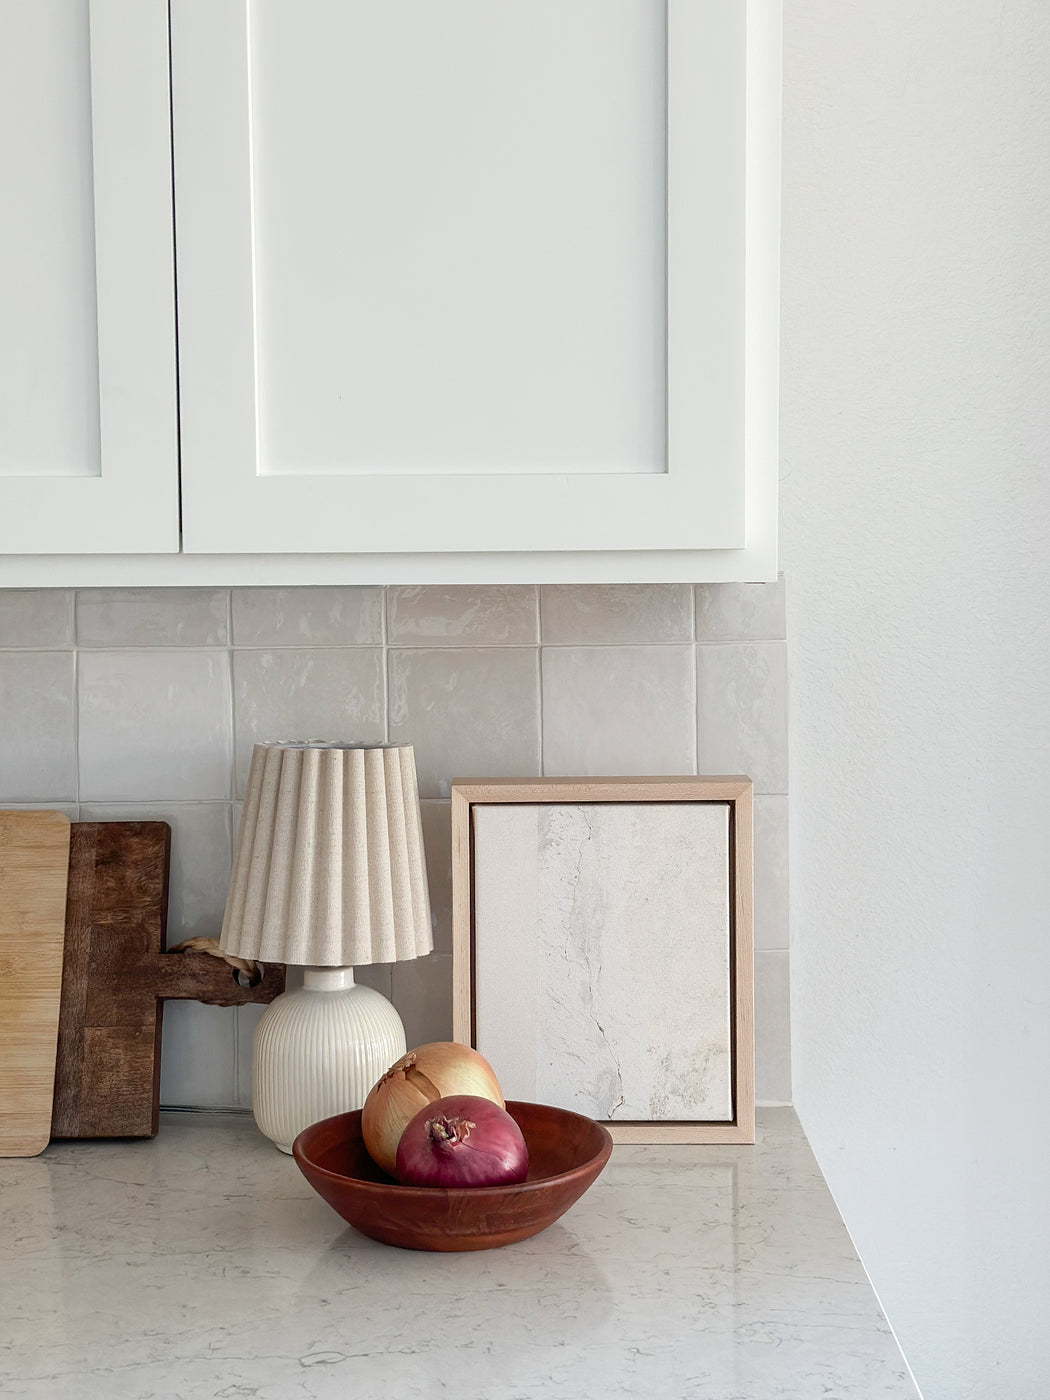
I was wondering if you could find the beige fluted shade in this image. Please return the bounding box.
[220,743,433,966]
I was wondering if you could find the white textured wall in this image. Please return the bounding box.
[782,4,1050,1398]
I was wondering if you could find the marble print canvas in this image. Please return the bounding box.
[473,802,732,1121]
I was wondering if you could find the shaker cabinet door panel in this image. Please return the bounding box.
[173,0,779,562]
[0,1,178,554]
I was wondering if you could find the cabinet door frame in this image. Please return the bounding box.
[0,0,179,555]
[173,0,780,563]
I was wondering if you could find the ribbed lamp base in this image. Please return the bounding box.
[251,968,407,1153]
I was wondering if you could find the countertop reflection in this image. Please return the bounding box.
[1,1108,917,1399]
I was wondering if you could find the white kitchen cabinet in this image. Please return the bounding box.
[0,1,178,555]
[170,0,780,576]
[0,0,778,582]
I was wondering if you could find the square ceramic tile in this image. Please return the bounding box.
[754,796,789,950]
[0,590,73,648]
[76,589,229,647]
[695,577,786,642]
[232,648,385,793]
[79,802,233,941]
[697,642,788,794]
[0,652,76,800]
[387,586,538,646]
[78,650,233,801]
[231,587,383,647]
[160,1001,237,1108]
[540,584,693,645]
[755,950,791,1104]
[357,963,394,1001]
[541,645,696,776]
[392,953,453,1049]
[388,648,541,798]
[420,800,452,954]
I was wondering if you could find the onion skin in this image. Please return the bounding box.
[361,1042,504,1177]
[395,1095,529,1188]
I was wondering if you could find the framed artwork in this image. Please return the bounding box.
[451,778,754,1144]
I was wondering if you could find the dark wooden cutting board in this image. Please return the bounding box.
[51,821,284,1139]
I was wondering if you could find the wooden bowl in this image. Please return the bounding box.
[292,1100,613,1251]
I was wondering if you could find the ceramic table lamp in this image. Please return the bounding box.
[220,742,433,1152]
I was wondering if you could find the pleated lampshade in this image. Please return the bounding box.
[220,742,433,967]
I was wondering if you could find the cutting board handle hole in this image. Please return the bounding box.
[233,967,263,990]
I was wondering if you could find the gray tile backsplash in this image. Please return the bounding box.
[77,650,233,801]
[696,641,789,794]
[540,583,694,645]
[389,646,542,797]
[231,586,383,647]
[0,582,791,1107]
[419,799,454,955]
[753,795,790,951]
[695,576,787,643]
[541,644,697,775]
[76,588,229,648]
[232,647,385,792]
[388,585,539,646]
[754,950,792,1104]
[0,651,77,799]
[0,590,74,648]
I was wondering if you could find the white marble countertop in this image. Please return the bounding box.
[1,1108,917,1399]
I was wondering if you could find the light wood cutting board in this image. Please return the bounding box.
[0,811,72,1156]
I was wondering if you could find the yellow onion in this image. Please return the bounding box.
[361,1042,504,1176]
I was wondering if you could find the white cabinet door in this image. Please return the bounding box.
[0,1,178,555]
[173,0,779,570]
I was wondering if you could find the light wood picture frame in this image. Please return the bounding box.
[452,778,754,1145]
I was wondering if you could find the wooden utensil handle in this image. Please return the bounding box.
[154,952,285,1008]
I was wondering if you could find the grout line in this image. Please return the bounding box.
[0,637,784,650]
[382,640,390,745]
[0,646,86,655]
[694,642,702,778]
[692,642,699,776]
[77,798,233,809]
[223,641,387,650]
[72,645,81,804]
[29,644,236,656]
[538,643,546,776]
[225,623,237,804]
[697,637,784,651]
[381,586,390,744]
[223,653,238,813]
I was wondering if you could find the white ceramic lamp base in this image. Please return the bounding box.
[251,967,407,1153]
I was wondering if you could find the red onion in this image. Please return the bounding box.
[395,1094,529,1188]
